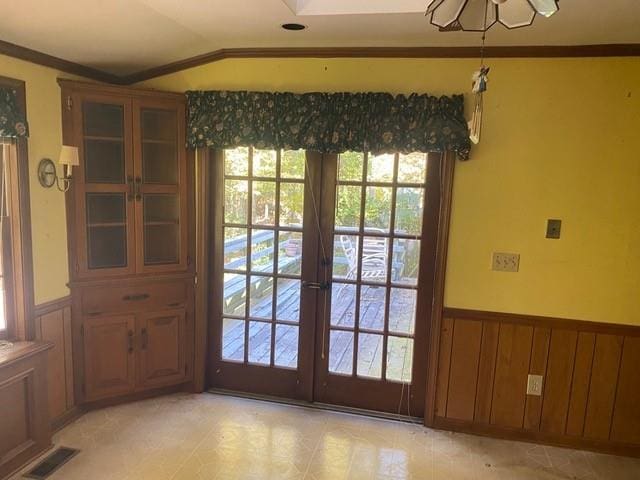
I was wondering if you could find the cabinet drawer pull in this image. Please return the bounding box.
[87,311,102,316]
[141,328,148,350]
[123,293,150,302]
[167,302,183,308]
[127,330,134,353]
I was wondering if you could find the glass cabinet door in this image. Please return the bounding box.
[133,99,187,272]
[75,95,135,276]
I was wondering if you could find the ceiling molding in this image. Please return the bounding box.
[0,38,123,84]
[2,39,639,86]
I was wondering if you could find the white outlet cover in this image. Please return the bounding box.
[492,252,520,272]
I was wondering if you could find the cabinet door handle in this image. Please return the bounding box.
[141,328,148,350]
[127,330,134,354]
[123,293,150,301]
[127,175,134,201]
[135,176,142,201]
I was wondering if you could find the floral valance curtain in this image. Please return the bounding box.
[0,87,28,138]
[186,90,470,160]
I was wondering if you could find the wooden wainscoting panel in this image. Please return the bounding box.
[0,373,30,455]
[610,337,640,444]
[490,323,534,429]
[434,317,454,418]
[445,319,483,421]
[583,334,624,440]
[474,321,500,424]
[565,332,596,437]
[539,329,578,434]
[524,327,551,431]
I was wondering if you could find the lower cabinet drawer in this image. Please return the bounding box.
[81,281,187,316]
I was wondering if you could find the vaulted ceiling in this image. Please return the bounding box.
[0,0,638,76]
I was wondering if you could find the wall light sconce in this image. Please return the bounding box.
[38,145,79,192]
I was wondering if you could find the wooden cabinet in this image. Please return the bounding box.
[60,81,195,405]
[61,81,189,279]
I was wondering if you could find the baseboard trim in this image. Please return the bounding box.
[51,406,84,433]
[433,416,640,458]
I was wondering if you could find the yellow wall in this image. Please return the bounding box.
[0,54,81,304]
[140,57,640,325]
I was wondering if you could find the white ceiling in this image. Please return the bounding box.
[0,0,638,76]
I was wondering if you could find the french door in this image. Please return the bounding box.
[209,148,441,416]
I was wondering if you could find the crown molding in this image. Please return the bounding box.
[2,39,639,86]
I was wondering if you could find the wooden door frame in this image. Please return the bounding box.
[423,151,456,427]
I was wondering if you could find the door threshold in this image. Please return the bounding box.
[207,388,423,425]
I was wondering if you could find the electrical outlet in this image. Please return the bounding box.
[527,374,543,396]
[492,252,520,272]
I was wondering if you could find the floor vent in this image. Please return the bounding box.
[23,447,80,479]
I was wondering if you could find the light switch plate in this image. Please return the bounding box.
[492,252,520,272]
[527,374,543,396]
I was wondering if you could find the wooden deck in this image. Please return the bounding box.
[222,280,415,382]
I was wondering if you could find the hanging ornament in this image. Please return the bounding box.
[469,66,489,144]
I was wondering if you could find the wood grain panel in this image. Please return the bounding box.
[446,319,482,421]
[565,332,596,437]
[610,337,640,444]
[491,324,534,428]
[434,317,454,418]
[540,329,578,434]
[524,327,551,431]
[583,334,624,440]
[474,321,500,424]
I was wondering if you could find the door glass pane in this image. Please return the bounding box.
[252,181,276,225]
[281,150,305,179]
[141,109,177,184]
[398,153,427,184]
[394,239,420,286]
[335,185,361,231]
[395,188,424,236]
[276,279,300,322]
[224,228,247,271]
[224,180,248,224]
[338,152,364,181]
[357,333,383,379]
[367,154,395,183]
[84,139,124,184]
[277,231,302,275]
[249,275,273,319]
[248,321,272,365]
[250,230,275,273]
[359,286,385,332]
[275,325,299,368]
[143,194,179,265]
[84,103,123,138]
[279,182,304,228]
[389,289,417,335]
[386,337,413,383]
[223,273,246,316]
[330,283,356,328]
[224,147,249,176]
[222,318,245,362]
[253,149,277,177]
[329,330,354,375]
[363,186,392,233]
[86,193,126,269]
[361,236,388,283]
[333,235,359,280]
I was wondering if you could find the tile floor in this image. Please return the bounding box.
[13,393,640,480]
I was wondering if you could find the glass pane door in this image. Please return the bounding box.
[211,147,317,399]
[134,100,187,272]
[314,152,432,415]
[76,95,135,277]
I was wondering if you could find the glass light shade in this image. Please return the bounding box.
[428,0,559,32]
[59,145,80,166]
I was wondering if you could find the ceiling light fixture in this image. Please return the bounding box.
[282,23,307,31]
[426,0,559,32]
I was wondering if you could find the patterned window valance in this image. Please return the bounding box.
[0,87,28,138]
[186,90,470,160]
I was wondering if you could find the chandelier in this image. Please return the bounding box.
[426,0,559,32]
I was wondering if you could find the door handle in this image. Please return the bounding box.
[127,330,134,354]
[127,175,134,201]
[141,328,148,350]
[302,281,330,290]
[135,176,142,201]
